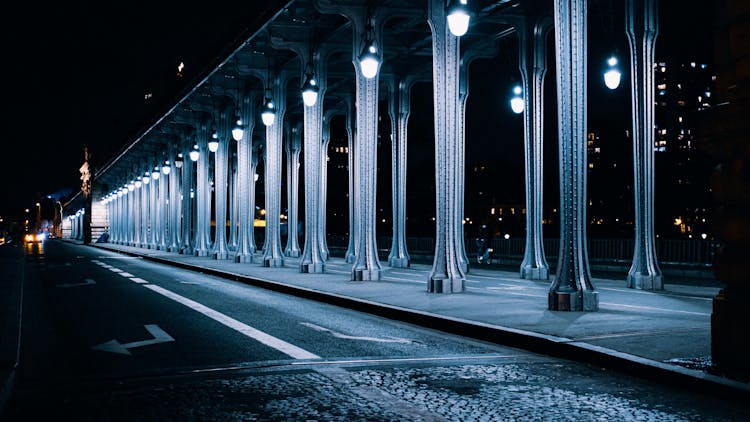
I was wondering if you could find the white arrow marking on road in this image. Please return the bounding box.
[57,278,96,288]
[91,324,174,356]
[300,322,418,344]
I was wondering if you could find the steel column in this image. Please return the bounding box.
[520,19,551,280]
[284,122,302,258]
[263,74,287,267]
[549,0,599,311]
[428,0,465,293]
[626,0,663,290]
[388,78,411,268]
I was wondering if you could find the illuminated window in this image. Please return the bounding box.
[657,84,667,90]
[588,163,594,169]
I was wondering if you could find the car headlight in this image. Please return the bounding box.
[25,234,34,242]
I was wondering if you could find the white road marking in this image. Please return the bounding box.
[290,354,518,366]
[118,272,135,278]
[129,277,149,284]
[599,287,712,301]
[326,269,349,275]
[180,281,202,285]
[92,324,175,356]
[600,302,709,316]
[57,278,96,288]
[108,268,123,273]
[382,277,423,284]
[389,271,421,277]
[301,322,418,344]
[143,284,319,360]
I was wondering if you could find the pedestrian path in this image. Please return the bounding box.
[86,241,749,398]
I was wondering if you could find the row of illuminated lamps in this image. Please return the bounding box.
[97,1,469,205]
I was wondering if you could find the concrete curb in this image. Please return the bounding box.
[90,243,750,401]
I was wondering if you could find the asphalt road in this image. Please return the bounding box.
[2,240,748,420]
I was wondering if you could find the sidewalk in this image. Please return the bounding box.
[85,241,750,399]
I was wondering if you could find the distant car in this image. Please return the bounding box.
[24,232,46,243]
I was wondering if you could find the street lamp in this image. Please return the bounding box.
[128,181,135,191]
[189,144,200,162]
[162,161,171,175]
[208,129,219,152]
[135,177,142,188]
[603,56,621,90]
[301,72,319,107]
[152,167,160,181]
[174,153,183,169]
[261,91,276,126]
[143,171,151,184]
[447,0,470,37]
[359,32,380,79]
[231,112,244,141]
[510,85,524,114]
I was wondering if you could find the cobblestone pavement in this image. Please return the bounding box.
[5,357,748,421]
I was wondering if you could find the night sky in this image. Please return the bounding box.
[1,0,712,220]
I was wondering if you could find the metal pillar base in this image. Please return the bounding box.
[520,265,549,280]
[195,249,209,257]
[345,254,356,264]
[548,290,599,312]
[235,254,254,264]
[168,246,181,253]
[285,249,300,258]
[263,257,285,268]
[352,268,381,281]
[300,262,325,274]
[213,252,230,260]
[626,273,663,290]
[388,257,410,268]
[428,277,464,294]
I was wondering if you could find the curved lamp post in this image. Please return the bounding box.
[359,38,380,79]
[447,0,470,37]
[510,85,525,114]
[261,91,276,127]
[604,56,622,90]
[301,72,319,107]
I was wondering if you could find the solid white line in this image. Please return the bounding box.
[130,277,149,284]
[326,269,349,275]
[599,287,712,301]
[290,354,518,366]
[382,277,423,284]
[600,302,709,316]
[143,284,320,360]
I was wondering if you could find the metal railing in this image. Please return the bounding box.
[327,235,720,266]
